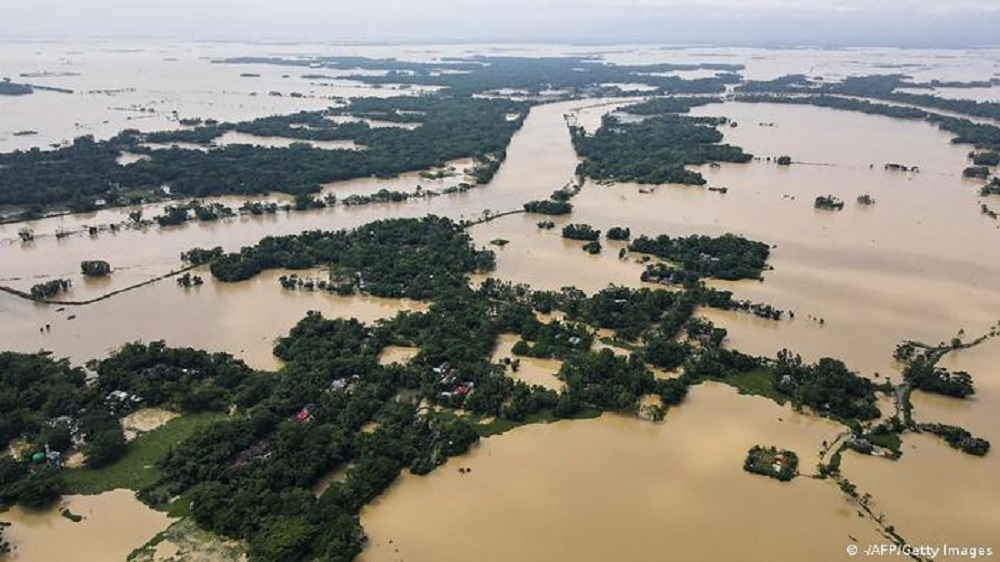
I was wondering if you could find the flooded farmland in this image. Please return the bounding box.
[2,41,1000,561]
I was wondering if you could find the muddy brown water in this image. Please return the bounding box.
[2,44,1000,560]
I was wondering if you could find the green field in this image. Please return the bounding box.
[715,368,788,405]
[62,413,225,495]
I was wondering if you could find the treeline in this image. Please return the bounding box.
[737,73,1000,121]
[29,278,71,299]
[209,217,495,300]
[918,423,990,456]
[221,55,740,97]
[619,97,715,115]
[572,113,752,185]
[524,199,572,215]
[0,95,525,208]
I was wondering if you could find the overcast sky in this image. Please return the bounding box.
[5,0,999,47]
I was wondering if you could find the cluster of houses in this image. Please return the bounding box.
[433,363,476,400]
[329,375,359,393]
[106,389,143,416]
[770,452,791,474]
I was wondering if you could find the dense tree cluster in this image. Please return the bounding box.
[181,246,224,265]
[139,313,484,561]
[619,97,715,115]
[572,113,752,185]
[209,217,494,300]
[0,96,525,209]
[80,260,112,277]
[29,279,71,299]
[0,352,89,451]
[918,423,990,456]
[963,166,991,179]
[221,55,740,98]
[561,223,601,241]
[970,151,1000,166]
[93,341,254,413]
[512,320,593,359]
[904,360,975,398]
[772,350,880,421]
[814,195,845,210]
[523,199,573,215]
[606,226,631,241]
[629,232,770,281]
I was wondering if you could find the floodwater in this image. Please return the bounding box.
[360,383,880,562]
[377,345,420,366]
[840,337,1000,553]
[0,98,593,295]
[0,268,427,371]
[212,131,364,151]
[121,408,180,441]
[568,102,1000,378]
[3,43,1000,561]
[490,334,563,391]
[0,489,171,561]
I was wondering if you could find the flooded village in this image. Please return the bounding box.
[1,39,1000,562]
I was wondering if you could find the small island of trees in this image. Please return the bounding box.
[29,279,72,299]
[963,166,991,179]
[582,240,602,254]
[524,200,572,215]
[571,108,752,186]
[969,150,1000,167]
[629,232,770,281]
[561,223,601,241]
[918,423,990,456]
[80,260,112,278]
[814,195,845,211]
[606,226,631,241]
[743,446,799,481]
[776,155,792,166]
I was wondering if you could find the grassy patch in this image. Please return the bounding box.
[714,368,788,405]
[475,407,602,438]
[62,412,224,495]
[865,431,902,453]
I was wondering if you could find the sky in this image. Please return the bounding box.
[4,0,999,47]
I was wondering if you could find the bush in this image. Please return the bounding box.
[80,260,112,277]
[562,223,600,241]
